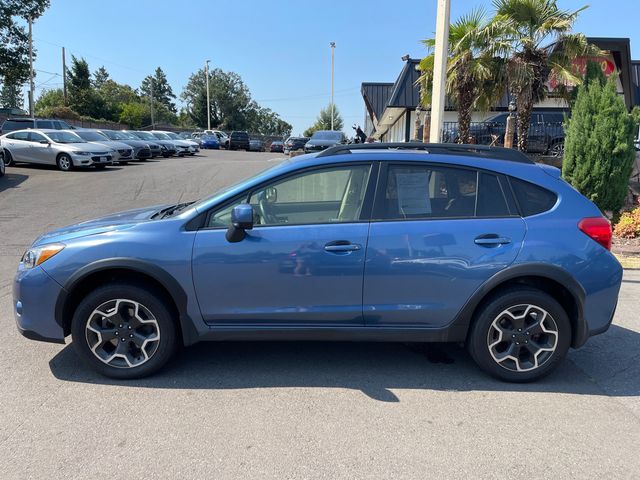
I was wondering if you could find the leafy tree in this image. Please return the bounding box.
[119,102,151,129]
[92,66,110,89]
[562,75,636,213]
[490,0,598,151]
[0,81,23,108]
[419,7,503,143]
[0,0,49,89]
[140,67,176,113]
[66,55,108,118]
[34,88,64,114]
[97,79,138,121]
[303,103,343,137]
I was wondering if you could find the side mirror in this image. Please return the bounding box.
[226,204,254,243]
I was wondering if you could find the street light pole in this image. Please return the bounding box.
[28,17,34,118]
[429,0,450,143]
[330,42,335,130]
[205,60,211,131]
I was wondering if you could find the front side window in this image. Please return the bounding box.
[208,165,372,227]
[28,132,47,143]
[381,165,477,219]
[8,131,30,141]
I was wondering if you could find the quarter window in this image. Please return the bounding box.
[510,177,557,216]
[9,131,30,141]
[381,165,477,219]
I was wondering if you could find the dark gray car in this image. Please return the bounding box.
[304,130,346,153]
[96,130,153,160]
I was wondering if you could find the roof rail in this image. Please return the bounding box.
[316,142,534,164]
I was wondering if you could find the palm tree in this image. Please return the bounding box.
[418,7,504,144]
[489,0,600,151]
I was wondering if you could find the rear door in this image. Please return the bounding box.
[3,131,32,162]
[363,162,526,327]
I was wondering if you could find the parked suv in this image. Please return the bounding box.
[229,131,250,150]
[13,143,621,381]
[1,117,73,135]
[445,112,566,157]
[304,130,346,153]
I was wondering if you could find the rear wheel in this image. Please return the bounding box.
[0,153,4,176]
[3,150,14,167]
[71,283,178,379]
[56,153,73,171]
[467,288,571,382]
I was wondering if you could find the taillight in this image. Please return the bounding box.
[578,217,612,250]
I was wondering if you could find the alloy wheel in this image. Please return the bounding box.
[85,299,161,368]
[487,304,558,372]
[58,155,72,171]
[549,142,564,158]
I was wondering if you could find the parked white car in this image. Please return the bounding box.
[151,131,198,155]
[0,129,115,171]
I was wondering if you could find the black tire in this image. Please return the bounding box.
[56,153,73,171]
[0,153,4,176]
[71,283,178,379]
[3,150,14,167]
[467,288,571,382]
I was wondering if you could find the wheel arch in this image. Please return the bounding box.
[456,264,587,348]
[55,258,199,345]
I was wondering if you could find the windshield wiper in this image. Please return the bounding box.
[152,202,194,219]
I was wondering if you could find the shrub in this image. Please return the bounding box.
[562,75,636,213]
[614,207,640,238]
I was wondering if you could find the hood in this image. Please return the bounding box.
[119,139,150,148]
[61,142,110,153]
[32,204,167,246]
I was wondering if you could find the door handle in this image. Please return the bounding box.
[324,241,361,253]
[474,235,511,246]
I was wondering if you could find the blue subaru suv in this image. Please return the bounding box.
[13,143,622,381]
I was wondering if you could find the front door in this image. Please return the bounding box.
[27,131,55,164]
[363,163,526,327]
[192,163,374,326]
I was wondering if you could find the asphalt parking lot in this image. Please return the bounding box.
[0,149,639,479]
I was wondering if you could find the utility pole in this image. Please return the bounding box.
[150,77,155,129]
[28,17,34,117]
[330,42,335,130]
[205,60,211,131]
[429,0,450,143]
[62,47,67,105]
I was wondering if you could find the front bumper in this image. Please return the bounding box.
[13,265,66,344]
[71,154,113,167]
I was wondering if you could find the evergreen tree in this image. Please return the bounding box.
[66,56,107,118]
[140,67,176,113]
[0,81,23,108]
[562,75,636,213]
[92,66,110,89]
[303,104,343,137]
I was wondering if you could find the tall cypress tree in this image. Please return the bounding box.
[562,73,636,213]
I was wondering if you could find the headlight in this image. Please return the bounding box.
[73,151,90,156]
[21,244,65,269]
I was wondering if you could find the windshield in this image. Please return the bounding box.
[165,132,181,140]
[47,131,86,144]
[76,131,108,142]
[152,132,171,140]
[311,131,342,141]
[191,160,289,211]
[133,131,155,140]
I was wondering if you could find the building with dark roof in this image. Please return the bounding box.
[362,37,640,142]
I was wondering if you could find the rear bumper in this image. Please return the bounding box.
[13,265,66,344]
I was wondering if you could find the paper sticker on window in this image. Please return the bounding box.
[396,172,431,215]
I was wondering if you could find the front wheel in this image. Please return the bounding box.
[467,288,571,382]
[71,283,178,379]
[56,153,73,171]
[3,150,14,166]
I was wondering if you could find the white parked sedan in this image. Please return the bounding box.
[0,129,115,171]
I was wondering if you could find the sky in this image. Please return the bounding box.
[24,0,640,135]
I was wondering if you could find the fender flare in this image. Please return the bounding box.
[452,262,587,347]
[54,258,199,345]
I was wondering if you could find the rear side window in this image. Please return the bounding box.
[381,165,477,219]
[510,177,557,216]
[8,131,30,141]
[476,173,510,217]
[36,120,54,128]
[3,120,33,131]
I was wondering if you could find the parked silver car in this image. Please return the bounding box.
[69,129,134,164]
[125,131,169,158]
[152,130,199,154]
[0,129,114,171]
